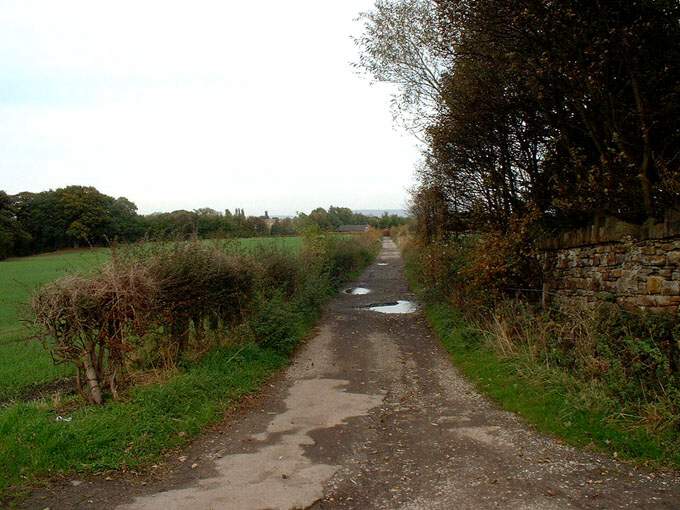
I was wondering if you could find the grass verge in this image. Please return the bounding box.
[0,343,285,499]
[404,254,680,471]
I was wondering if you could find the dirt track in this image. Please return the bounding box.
[25,239,680,509]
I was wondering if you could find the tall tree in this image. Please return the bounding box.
[357,0,680,234]
[0,191,30,259]
[434,0,680,222]
[353,0,447,133]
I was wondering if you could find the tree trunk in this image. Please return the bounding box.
[109,368,119,400]
[631,74,655,219]
[639,156,654,219]
[171,319,190,362]
[82,344,103,405]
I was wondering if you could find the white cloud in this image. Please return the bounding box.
[0,1,420,214]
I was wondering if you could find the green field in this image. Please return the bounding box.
[0,237,302,403]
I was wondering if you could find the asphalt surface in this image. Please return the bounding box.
[25,238,680,509]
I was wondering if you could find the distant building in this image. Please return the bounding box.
[263,218,277,231]
[337,224,370,233]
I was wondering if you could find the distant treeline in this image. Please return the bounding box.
[0,186,408,259]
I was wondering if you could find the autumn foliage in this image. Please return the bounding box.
[358,0,679,296]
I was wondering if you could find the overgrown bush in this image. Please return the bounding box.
[31,261,157,404]
[459,212,543,307]
[141,242,257,360]
[404,235,472,303]
[399,209,542,312]
[253,246,301,298]
[323,236,377,285]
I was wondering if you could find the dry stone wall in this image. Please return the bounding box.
[540,212,680,313]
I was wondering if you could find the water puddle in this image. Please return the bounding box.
[363,300,417,314]
[344,287,371,295]
[377,263,388,266]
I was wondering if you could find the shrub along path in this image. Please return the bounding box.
[23,239,680,509]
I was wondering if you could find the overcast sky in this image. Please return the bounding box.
[0,1,420,215]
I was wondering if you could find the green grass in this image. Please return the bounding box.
[236,236,302,253]
[0,343,286,498]
[0,238,302,402]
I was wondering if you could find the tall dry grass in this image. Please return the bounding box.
[482,299,680,433]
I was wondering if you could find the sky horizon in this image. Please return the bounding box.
[0,1,421,216]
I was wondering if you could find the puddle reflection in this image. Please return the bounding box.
[344,287,371,295]
[363,300,417,314]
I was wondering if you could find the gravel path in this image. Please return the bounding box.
[25,239,680,509]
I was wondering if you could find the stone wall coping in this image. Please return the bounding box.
[539,209,680,250]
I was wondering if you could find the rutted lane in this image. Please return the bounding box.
[24,239,680,509]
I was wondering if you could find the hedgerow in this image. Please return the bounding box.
[30,232,381,405]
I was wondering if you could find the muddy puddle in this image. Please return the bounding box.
[362,300,417,314]
[377,263,388,266]
[344,287,371,295]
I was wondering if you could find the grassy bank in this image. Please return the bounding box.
[401,240,680,470]
[1,344,285,496]
[0,233,379,500]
